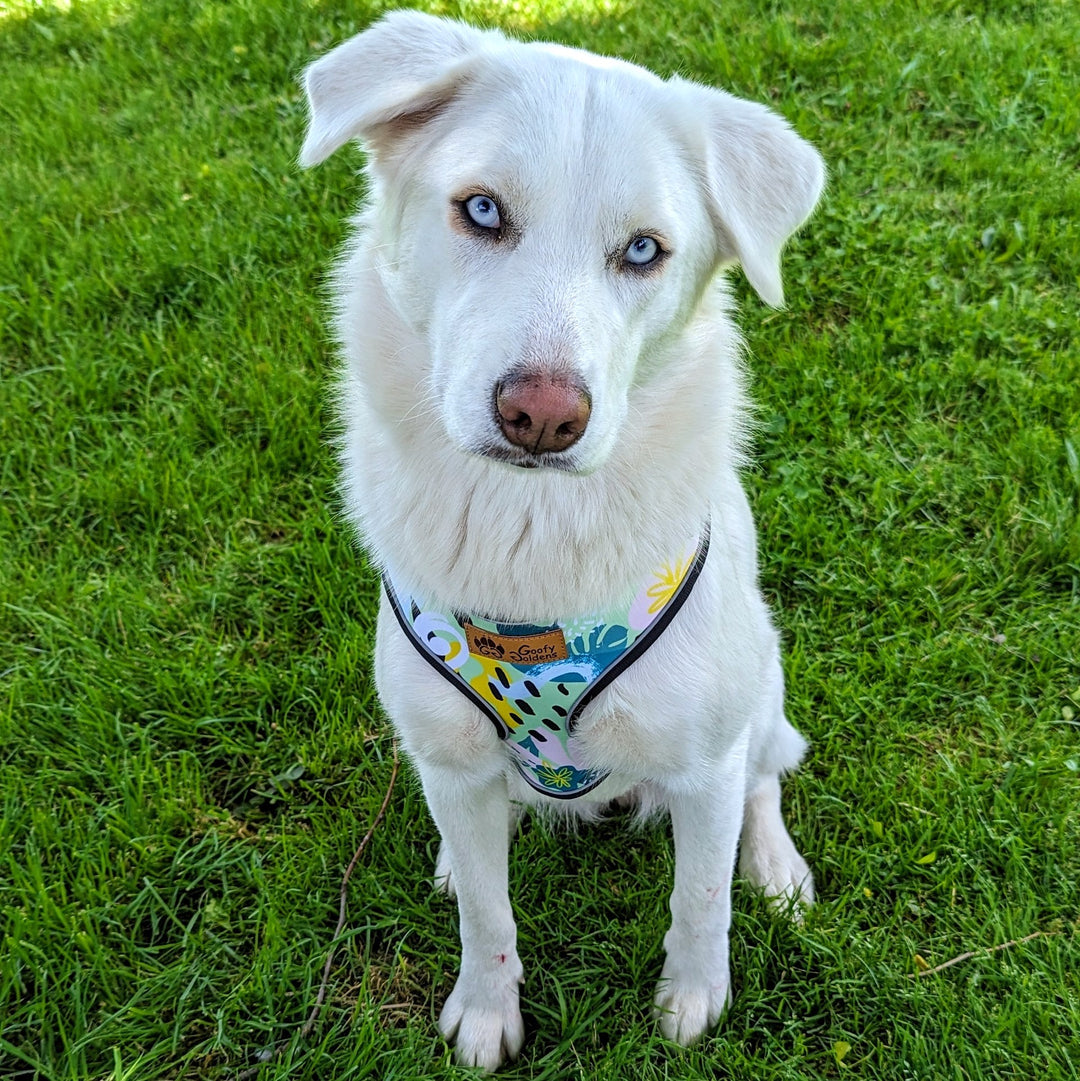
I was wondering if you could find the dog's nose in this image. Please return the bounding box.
[495,372,591,454]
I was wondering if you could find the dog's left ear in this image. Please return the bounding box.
[678,83,825,307]
[298,11,491,167]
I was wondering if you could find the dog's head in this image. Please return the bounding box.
[300,11,823,475]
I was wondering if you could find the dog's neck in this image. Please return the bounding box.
[346,398,734,624]
[335,260,746,623]
[379,467,714,625]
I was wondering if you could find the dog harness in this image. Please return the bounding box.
[384,525,710,800]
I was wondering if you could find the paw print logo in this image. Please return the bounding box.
[473,635,505,659]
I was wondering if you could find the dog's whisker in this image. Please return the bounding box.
[397,391,441,426]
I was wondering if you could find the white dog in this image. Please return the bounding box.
[300,10,823,1071]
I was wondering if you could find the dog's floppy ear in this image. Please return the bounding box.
[679,83,825,307]
[299,10,490,167]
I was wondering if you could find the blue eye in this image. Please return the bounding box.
[625,235,661,266]
[464,194,501,230]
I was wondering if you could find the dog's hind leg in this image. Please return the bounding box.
[738,657,813,913]
[739,771,814,913]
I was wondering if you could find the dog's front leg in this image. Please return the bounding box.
[417,761,524,1072]
[654,754,747,1045]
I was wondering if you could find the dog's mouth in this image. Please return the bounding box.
[475,442,581,473]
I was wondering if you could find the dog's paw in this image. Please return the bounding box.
[652,968,731,1046]
[739,836,814,919]
[439,965,525,1072]
[434,841,456,898]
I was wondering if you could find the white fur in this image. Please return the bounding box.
[301,11,823,1071]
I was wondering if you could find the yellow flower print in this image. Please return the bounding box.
[536,763,573,790]
[645,555,693,615]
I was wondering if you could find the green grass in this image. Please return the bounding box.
[1,0,1078,1077]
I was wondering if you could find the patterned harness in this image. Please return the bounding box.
[385,526,710,799]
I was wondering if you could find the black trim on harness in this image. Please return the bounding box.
[565,523,710,732]
[383,589,513,740]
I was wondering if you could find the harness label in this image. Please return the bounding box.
[464,623,568,666]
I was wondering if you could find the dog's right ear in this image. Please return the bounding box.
[673,81,825,308]
[299,10,490,167]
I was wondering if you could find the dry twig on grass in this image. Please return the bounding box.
[302,739,401,1036]
[907,929,1063,979]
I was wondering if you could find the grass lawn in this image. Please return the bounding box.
[1,0,1078,1077]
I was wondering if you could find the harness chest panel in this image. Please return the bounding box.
[384,528,709,799]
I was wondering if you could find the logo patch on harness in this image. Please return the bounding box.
[465,623,568,665]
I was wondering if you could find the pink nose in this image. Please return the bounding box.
[495,372,591,454]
